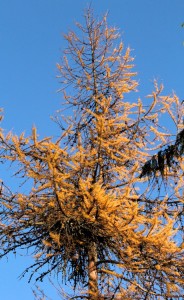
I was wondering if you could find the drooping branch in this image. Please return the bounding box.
[140,128,184,179]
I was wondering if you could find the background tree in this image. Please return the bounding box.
[1,9,184,299]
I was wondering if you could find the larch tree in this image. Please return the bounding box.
[1,9,184,300]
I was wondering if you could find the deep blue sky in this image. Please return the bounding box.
[0,0,184,299]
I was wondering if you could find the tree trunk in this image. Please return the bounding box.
[88,242,98,299]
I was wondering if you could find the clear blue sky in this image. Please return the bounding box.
[0,0,184,299]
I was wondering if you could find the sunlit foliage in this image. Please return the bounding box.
[1,9,184,300]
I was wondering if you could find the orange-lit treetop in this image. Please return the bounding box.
[0,9,184,300]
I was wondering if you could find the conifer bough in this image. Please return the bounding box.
[1,9,184,300]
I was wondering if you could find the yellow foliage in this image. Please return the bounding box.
[49,232,61,246]
[0,8,184,300]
